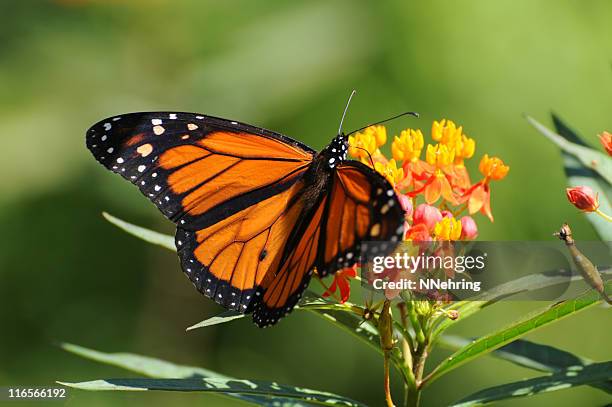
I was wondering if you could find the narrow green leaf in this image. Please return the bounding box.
[424,282,612,386]
[61,343,305,406]
[432,268,612,337]
[526,115,612,184]
[58,378,367,407]
[60,343,356,406]
[437,336,612,394]
[186,291,324,330]
[450,361,612,406]
[62,343,221,378]
[186,311,244,330]
[102,212,175,251]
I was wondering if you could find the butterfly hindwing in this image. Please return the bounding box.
[252,160,405,327]
[175,180,307,313]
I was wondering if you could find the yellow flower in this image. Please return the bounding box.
[426,143,455,167]
[453,134,476,164]
[349,125,387,157]
[348,132,377,161]
[367,125,387,147]
[432,119,475,165]
[432,119,462,144]
[392,129,424,162]
[374,159,404,187]
[479,154,509,181]
[434,217,462,240]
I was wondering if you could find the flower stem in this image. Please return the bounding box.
[595,209,612,222]
[379,301,396,407]
[383,355,395,407]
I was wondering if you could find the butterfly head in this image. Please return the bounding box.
[324,133,348,169]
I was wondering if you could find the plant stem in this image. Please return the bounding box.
[379,301,396,407]
[595,209,612,222]
[407,303,426,348]
[397,302,417,407]
[383,354,395,407]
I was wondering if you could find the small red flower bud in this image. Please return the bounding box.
[413,204,443,231]
[566,186,599,212]
[460,216,478,239]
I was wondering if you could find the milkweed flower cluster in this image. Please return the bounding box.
[324,119,509,303]
[351,118,509,239]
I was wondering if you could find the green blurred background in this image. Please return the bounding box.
[1,1,611,406]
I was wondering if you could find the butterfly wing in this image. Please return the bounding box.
[252,160,405,327]
[86,112,315,230]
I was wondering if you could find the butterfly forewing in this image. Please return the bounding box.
[86,112,315,229]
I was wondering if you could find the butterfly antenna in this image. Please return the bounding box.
[338,90,357,135]
[353,146,375,167]
[346,111,420,137]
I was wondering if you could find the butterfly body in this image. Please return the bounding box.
[87,112,404,327]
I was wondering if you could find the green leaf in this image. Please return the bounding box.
[432,268,612,337]
[449,361,612,406]
[62,343,222,378]
[424,281,612,386]
[60,343,364,406]
[58,378,367,406]
[526,115,612,184]
[437,336,612,394]
[102,212,175,251]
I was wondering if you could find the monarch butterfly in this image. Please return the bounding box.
[87,105,409,327]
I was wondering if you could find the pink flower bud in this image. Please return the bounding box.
[460,216,478,239]
[441,210,453,219]
[413,204,443,231]
[566,186,599,212]
[397,193,413,217]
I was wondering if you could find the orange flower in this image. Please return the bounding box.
[599,131,612,156]
[405,223,431,242]
[415,143,458,204]
[322,266,357,303]
[566,186,599,212]
[464,182,493,221]
[479,154,509,181]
